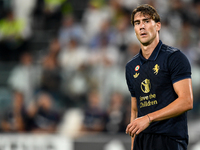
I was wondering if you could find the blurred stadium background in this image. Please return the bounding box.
[0,0,200,149]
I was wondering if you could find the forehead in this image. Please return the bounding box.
[134,12,151,21]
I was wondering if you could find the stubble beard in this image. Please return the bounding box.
[139,34,156,47]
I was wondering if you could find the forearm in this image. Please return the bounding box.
[130,97,138,149]
[131,135,135,150]
[148,79,193,123]
[148,96,193,123]
[130,115,137,150]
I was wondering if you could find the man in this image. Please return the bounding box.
[125,4,193,150]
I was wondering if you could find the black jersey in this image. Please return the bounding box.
[125,40,191,148]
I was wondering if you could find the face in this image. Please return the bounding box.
[133,12,161,46]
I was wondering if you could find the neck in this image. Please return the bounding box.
[141,36,160,59]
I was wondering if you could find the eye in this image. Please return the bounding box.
[134,22,140,26]
[145,20,149,23]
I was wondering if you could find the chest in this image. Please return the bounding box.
[131,60,171,93]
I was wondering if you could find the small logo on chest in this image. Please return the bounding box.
[133,73,140,78]
[153,64,160,75]
[135,65,140,71]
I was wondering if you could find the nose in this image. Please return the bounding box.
[140,22,145,30]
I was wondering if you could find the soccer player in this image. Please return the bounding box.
[125,4,193,150]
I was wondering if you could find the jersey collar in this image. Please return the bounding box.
[139,40,163,65]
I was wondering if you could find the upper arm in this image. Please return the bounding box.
[126,66,136,97]
[169,50,193,110]
[131,97,138,121]
[168,50,191,84]
[173,78,193,110]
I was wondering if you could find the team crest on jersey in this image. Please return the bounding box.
[153,64,160,75]
[133,73,139,78]
[135,65,140,71]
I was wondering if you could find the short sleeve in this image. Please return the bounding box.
[125,65,136,97]
[168,50,191,84]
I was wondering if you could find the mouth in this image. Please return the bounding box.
[140,32,147,37]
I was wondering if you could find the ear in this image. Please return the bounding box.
[156,22,161,32]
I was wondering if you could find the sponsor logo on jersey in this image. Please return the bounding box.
[141,79,151,93]
[133,73,140,78]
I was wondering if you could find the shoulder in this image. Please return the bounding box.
[161,44,180,54]
[126,53,140,69]
[162,44,189,61]
[160,44,188,61]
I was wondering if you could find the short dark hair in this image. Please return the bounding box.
[131,4,160,26]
